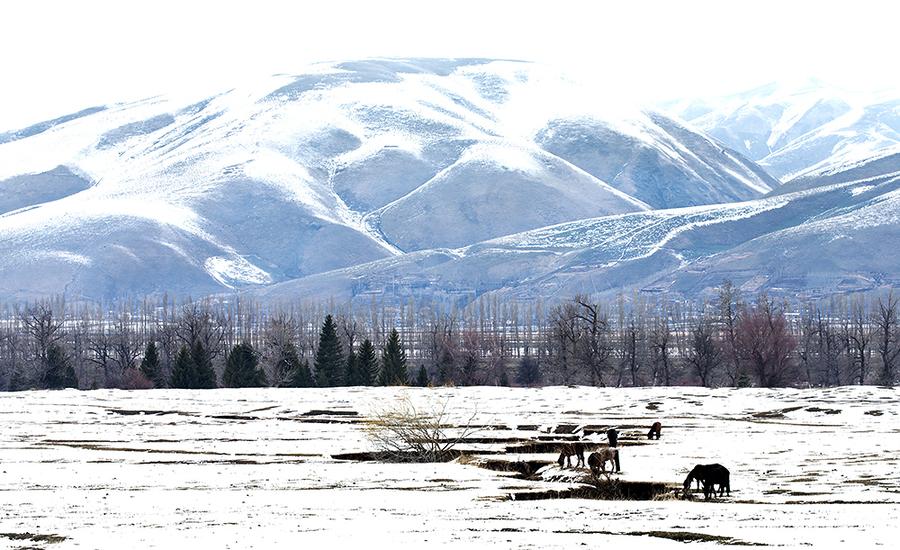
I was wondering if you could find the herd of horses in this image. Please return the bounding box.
[555,421,731,500]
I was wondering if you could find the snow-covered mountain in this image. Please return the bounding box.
[0,58,777,302]
[254,158,900,305]
[663,81,900,181]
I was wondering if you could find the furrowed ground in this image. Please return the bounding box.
[1,386,898,548]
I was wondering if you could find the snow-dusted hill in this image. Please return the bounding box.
[0,58,778,302]
[254,166,900,304]
[663,80,900,181]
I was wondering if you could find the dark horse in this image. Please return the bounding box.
[587,449,617,477]
[647,421,662,440]
[557,442,585,468]
[683,464,730,500]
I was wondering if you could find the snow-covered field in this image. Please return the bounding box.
[1,386,898,548]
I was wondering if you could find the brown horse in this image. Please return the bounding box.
[557,442,585,468]
[647,421,662,440]
[588,449,617,477]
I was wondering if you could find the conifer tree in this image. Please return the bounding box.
[345,349,370,386]
[170,346,197,389]
[140,341,164,388]
[278,342,314,387]
[314,315,344,387]
[416,364,429,387]
[42,343,77,389]
[223,342,267,388]
[170,343,217,389]
[436,346,455,386]
[357,339,378,385]
[460,354,479,386]
[378,328,408,386]
[288,357,315,388]
[190,340,218,389]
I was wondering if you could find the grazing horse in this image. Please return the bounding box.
[647,421,662,440]
[606,428,619,447]
[683,464,730,500]
[587,449,617,477]
[605,428,622,472]
[557,442,585,468]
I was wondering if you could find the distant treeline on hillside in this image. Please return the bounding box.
[0,282,898,391]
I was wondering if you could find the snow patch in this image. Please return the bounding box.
[204,256,272,288]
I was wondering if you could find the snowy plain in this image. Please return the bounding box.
[1,386,898,549]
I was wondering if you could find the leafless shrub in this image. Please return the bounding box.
[363,394,478,462]
[119,368,154,390]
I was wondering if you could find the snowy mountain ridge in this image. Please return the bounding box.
[662,80,900,182]
[0,58,784,302]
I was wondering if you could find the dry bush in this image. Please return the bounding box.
[119,368,155,390]
[364,394,478,462]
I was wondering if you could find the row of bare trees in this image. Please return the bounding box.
[0,284,897,390]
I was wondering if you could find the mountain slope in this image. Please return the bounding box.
[253,170,900,304]
[0,58,775,301]
[535,113,775,208]
[664,81,900,181]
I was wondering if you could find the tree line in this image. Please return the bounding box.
[0,283,897,390]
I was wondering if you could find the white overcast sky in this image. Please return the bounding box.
[1,0,897,129]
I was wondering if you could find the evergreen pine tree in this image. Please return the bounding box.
[190,340,218,389]
[279,342,314,387]
[357,339,378,385]
[223,342,267,388]
[314,315,344,387]
[436,346,455,385]
[140,341,164,388]
[416,364,429,387]
[460,354,479,386]
[378,328,408,386]
[288,357,315,388]
[170,346,197,389]
[345,349,371,386]
[516,356,541,386]
[42,343,77,389]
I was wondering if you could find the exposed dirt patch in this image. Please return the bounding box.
[0,532,67,544]
[42,441,232,456]
[277,416,362,425]
[806,407,842,414]
[553,424,580,434]
[209,414,259,421]
[865,410,884,416]
[473,458,553,479]
[510,479,674,501]
[301,409,359,417]
[551,529,765,546]
[752,406,804,419]
[504,441,599,454]
[535,434,580,441]
[505,440,643,454]
[107,409,187,416]
[436,437,531,445]
[331,450,463,463]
